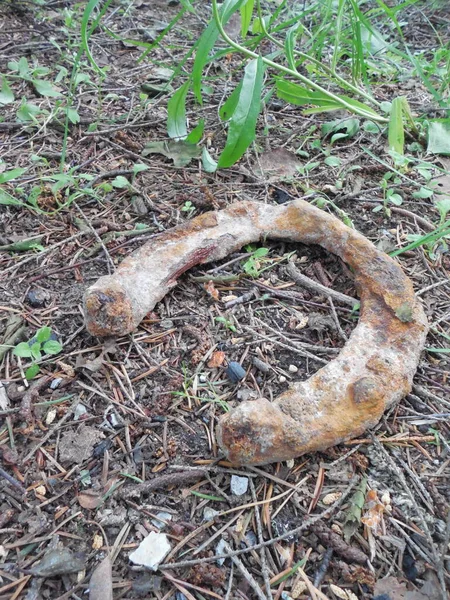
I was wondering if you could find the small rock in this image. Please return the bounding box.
[131,195,148,216]
[215,539,227,565]
[26,289,49,308]
[288,364,298,373]
[59,425,104,465]
[279,375,287,383]
[45,408,57,425]
[151,512,172,530]
[50,377,63,390]
[230,475,248,496]
[132,574,162,595]
[198,374,207,383]
[226,361,246,383]
[129,532,171,571]
[236,388,257,402]
[252,357,270,373]
[73,404,87,421]
[203,507,220,522]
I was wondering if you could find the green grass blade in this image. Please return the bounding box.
[192,0,246,104]
[240,0,254,37]
[167,81,190,140]
[218,56,264,168]
[81,0,105,74]
[388,97,405,155]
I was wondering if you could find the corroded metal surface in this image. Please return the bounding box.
[84,199,428,465]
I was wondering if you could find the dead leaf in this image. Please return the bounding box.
[207,351,226,368]
[59,425,104,465]
[142,140,201,168]
[361,489,385,535]
[253,148,300,182]
[374,575,436,600]
[78,491,103,510]
[204,280,220,301]
[75,352,105,373]
[89,556,113,600]
[28,547,86,577]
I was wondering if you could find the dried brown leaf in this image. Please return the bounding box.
[89,556,113,600]
[207,351,225,368]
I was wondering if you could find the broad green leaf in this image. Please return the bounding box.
[16,102,41,122]
[435,197,450,220]
[43,340,63,355]
[18,57,30,77]
[36,326,52,343]
[219,80,243,120]
[322,118,360,140]
[218,57,264,168]
[33,79,61,97]
[192,0,246,103]
[427,119,450,155]
[388,97,404,155]
[25,364,40,380]
[324,156,341,167]
[252,247,269,259]
[0,168,26,184]
[132,163,150,175]
[202,147,217,173]
[0,189,23,206]
[389,193,403,206]
[14,342,33,358]
[240,0,254,37]
[412,187,434,199]
[30,342,42,361]
[186,120,204,144]
[167,80,190,140]
[67,107,80,124]
[276,80,378,117]
[111,176,130,188]
[0,77,14,105]
[55,65,68,83]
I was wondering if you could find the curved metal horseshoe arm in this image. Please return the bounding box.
[84,200,428,465]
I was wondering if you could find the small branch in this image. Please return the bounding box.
[286,262,358,307]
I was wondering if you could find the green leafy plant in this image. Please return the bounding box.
[13,327,62,380]
[215,316,237,332]
[163,0,449,170]
[242,246,269,277]
[181,200,196,217]
[375,172,403,215]
[0,168,27,206]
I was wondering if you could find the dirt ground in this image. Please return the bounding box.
[0,1,449,599]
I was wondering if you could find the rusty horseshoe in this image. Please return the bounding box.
[84,199,428,465]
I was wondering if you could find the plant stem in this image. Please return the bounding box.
[211,0,387,122]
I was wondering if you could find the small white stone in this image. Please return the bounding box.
[45,408,57,425]
[279,375,287,383]
[129,532,171,570]
[203,507,220,522]
[230,475,248,496]
[151,512,172,530]
[288,364,298,373]
[199,374,207,383]
[73,404,87,421]
[215,539,228,565]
